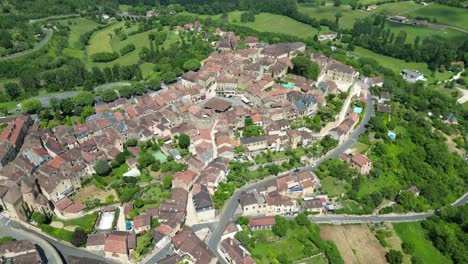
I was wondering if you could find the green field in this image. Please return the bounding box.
[321,176,349,197]
[372,1,422,16]
[406,4,468,30]
[385,22,467,45]
[63,18,100,48]
[54,212,98,233]
[298,5,369,29]
[228,11,318,38]
[249,229,320,263]
[393,222,452,264]
[87,22,123,54]
[351,46,452,82]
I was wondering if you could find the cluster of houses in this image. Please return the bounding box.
[0,239,42,263]
[239,170,332,216]
[0,28,368,264]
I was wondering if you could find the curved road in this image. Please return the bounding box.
[0,28,53,62]
[0,216,116,264]
[0,14,81,62]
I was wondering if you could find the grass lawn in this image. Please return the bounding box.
[358,173,400,198]
[228,11,318,38]
[40,224,74,243]
[250,228,319,263]
[55,212,99,233]
[298,5,369,29]
[341,199,363,213]
[393,222,452,264]
[406,3,468,30]
[371,1,422,16]
[321,176,349,197]
[350,46,452,82]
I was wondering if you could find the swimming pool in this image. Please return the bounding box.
[354,107,363,114]
[282,83,294,89]
[388,131,396,140]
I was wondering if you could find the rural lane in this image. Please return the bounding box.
[0,28,53,62]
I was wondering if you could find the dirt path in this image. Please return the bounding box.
[321,225,387,264]
[457,87,468,104]
[50,221,64,228]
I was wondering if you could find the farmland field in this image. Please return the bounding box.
[320,225,387,264]
[350,46,453,82]
[298,5,369,29]
[87,22,123,54]
[393,222,452,264]
[228,11,318,38]
[386,22,467,45]
[405,4,468,30]
[371,1,422,15]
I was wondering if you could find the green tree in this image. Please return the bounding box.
[183,59,201,71]
[291,56,320,80]
[5,82,22,100]
[386,250,403,264]
[73,91,94,106]
[0,104,8,116]
[94,160,111,176]
[71,228,87,247]
[163,175,173,190]
[178,134,190,149]
[101,89,118,102]
[137,153,156,169]
[402,241,415,254]
[22,99,42,114]
[32,212,47,225]
[295,212,310,227]
[237,216,249,225]
[134,231,153,260]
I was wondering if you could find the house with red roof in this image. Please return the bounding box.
[133,214,151,234]
[104,231,130,260]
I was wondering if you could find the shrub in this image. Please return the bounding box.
[32,212,47,225]
[91,52,119,62]
[71,228,87,247]
[94,160,111,176]
[120,43,136,56]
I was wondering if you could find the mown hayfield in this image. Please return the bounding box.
[228,11,318,38]
[406,3,468,30]
[351,46,452,82]
[385,21,467,45]
[371,1,422,15]
[298,5,369,29]
[87,22,124,54]
[62,18,100,48]
[393,222,452,264]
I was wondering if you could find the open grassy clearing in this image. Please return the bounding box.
[321,176,349,197]
[385,21,467,45]
[228,11,318,38]
[72,185,118,204]
[53,212,98,233]
[371,1,422,16]
[249,228,321,263]
[320,225,387,264]
[87,22,123,54]
[62,18,100,48]
[406,3,468,30]
[350,46,452,82]
[298,5,369,30]
[393,222,452,264]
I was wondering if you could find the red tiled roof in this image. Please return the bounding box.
[104,231,128,255]
[54,198,73,211]
[154,224,172,236]
[351,153,370,167]
[63,202,86,214]
[248,217,276,228]
[133,215,151,229]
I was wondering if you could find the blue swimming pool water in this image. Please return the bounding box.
[354,107,363,114]
[388,131,396,140]
[283,83,294,89]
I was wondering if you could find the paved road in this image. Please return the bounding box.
[0,216,117,264]
[28,14,80,24]
[0,216,63,264]
[0,28,53,62]
[94,82,131,92]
